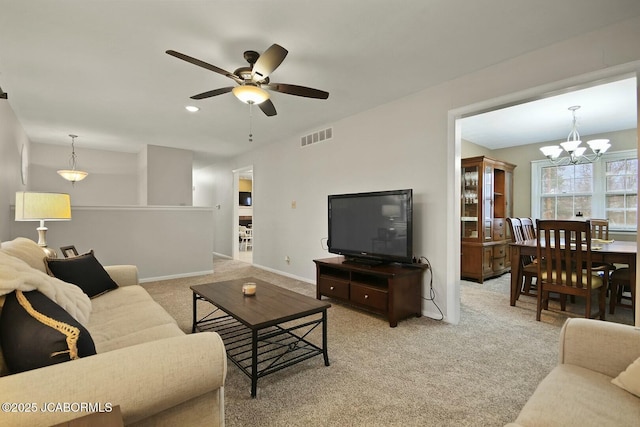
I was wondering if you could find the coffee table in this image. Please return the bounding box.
[191,277,331,397]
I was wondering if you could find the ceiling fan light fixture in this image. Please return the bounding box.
[232,85,269,105]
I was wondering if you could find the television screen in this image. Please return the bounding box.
[239,191,252,206]
[328,189,413,264]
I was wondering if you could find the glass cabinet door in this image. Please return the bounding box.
[461,164,479,239]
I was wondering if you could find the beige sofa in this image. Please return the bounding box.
[0,238,227,426]
[507,318,640,427]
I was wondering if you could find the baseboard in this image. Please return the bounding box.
[212,252,232,260]
[251,263,315,285]
[139,270,214,283]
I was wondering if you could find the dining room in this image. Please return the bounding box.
[459,75,638,325]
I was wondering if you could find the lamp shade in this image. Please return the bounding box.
[232,85,270,104]
[15,192,71,221]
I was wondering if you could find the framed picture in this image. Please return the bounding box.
[60,245,78,258]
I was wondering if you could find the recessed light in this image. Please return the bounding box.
[185,105,199,112]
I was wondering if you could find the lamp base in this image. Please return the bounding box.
[40,245,58,259]
[36,224,57,258]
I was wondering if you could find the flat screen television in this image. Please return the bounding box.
[328,189,413,265]
[239,191,252,206]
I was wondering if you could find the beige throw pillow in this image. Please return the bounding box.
[612,356,640,397]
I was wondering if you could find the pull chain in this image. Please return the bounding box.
[248,102,254,142]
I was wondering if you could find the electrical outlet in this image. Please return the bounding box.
[285,256,291,264]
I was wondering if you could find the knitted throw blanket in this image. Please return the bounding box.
[0,251,91,325]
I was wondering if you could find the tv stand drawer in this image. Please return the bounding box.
[350,283,387,312]
[318,277,349,299]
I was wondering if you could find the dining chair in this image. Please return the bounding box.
[506,218,538,297]
[609,267,636,320]
[588,218,616,287]
[535,219,606,321]
[590,218,611,240]
[242,227,253,251]
[520,217,536,240]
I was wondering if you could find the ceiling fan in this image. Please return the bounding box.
[166,44,329,117]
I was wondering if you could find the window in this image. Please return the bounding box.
[532,150,637,231]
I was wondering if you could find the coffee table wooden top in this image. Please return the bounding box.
[191,277,330,329]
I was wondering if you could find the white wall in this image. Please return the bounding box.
[9,206,214,280]
[5,138,213,280]
[0,100,28,240]
[210,16,640,324]
[193,166,215,207]
[29,142,138,205]
[146,144,193,206]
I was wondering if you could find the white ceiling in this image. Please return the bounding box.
[460,77,638,149]
[1,0,640,165]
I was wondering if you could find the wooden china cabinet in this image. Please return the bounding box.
[461,156,516,283]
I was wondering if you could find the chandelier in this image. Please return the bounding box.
[539,106,611,165]
[57,134,89,184]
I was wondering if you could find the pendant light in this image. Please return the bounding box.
[57,134,88,184]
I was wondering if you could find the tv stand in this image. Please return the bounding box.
[314,256,424,327]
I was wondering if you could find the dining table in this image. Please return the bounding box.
[509,238,637,307]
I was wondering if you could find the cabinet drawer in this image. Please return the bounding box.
[493,245,507,259]
[318,277,349,299]
[350,283,387,312]
[493,256,506,271]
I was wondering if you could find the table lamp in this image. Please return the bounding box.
[15,192,71,258]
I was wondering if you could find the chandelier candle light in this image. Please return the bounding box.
[57,134,89,184]
[539,106,611,165]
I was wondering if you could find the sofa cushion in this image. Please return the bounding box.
[514,364,640,427]
[0,237,47,273]
[612,356,640,398]
[46,250,118,298]
[87,286,181,352]
[0,290,96,374]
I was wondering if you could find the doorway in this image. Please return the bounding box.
[233,166,253,264]
[452,67,639,324]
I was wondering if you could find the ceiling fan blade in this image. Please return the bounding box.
[258,99,277,117]
[266,83,329,99]
[190,87,234,100]
[166,50,241,83]
[252,44,288,80]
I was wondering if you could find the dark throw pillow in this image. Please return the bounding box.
[46,250,118,298]
[0,290,96,374]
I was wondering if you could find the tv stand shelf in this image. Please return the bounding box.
[313,256,424,327]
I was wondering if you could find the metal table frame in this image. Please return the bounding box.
[192,292,329,397]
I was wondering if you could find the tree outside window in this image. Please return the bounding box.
[533,150,637,231]
[606,158,637,230]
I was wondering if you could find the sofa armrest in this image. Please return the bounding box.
[0,332,226,427]
[559,318,640,378]
[104,265,138,287]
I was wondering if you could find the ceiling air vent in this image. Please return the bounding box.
[301,127,333,147]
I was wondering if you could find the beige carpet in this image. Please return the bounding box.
[142,260,634,427]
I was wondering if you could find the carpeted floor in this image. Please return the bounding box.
[142,260,634,427]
